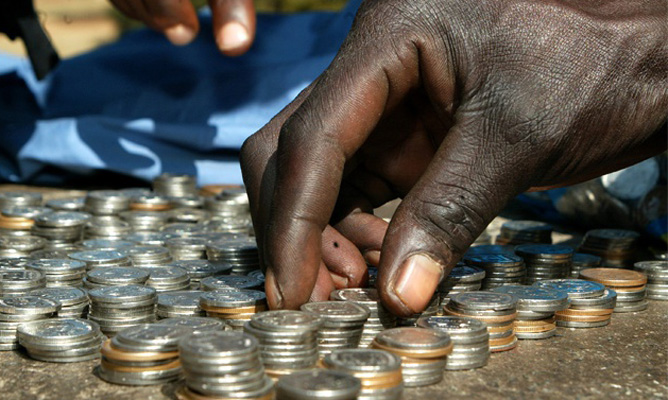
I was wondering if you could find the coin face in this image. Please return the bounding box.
[144,267,188,281]
[200,289,266,308]
[35,211,90,227]
[535,279,606,297]
[29,287,87,305]
[179,331,257,357]
[156,317,224,331]
[276,370,361,398]
[157,291,203,307]
[300,301,370,321]
[374,327,451,350]
[200,275,261,290]
[18,318,97,340]
[502,220,552,232]
[169,260,226,275]
[466,245,516,256]
[464,254,523,264]
[0,269,43,282]
[250,310,323,332]
[324,349,401,372]
[448,265,486,280]
[579,268,647,287]
[87,267,149,283]
[330,288,380,304]
[88,285,156,302]
[416,316,487,333]
[0,296,60,314]
[116,323,188,346]
[26,259,86,272]
[491,285,569,302]
[450,292,517,310]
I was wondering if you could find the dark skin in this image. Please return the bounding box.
[240,0,667,316]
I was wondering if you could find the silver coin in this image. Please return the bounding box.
[449,292,517,311]
[169,260,232,277]
[25,259,86,274]
[81,239,134,250]
[324,349,401,373]
[464,253,524,265]
[276,369,361,400]
[88,285,156,304]
[35,211,90,227]
[156,316,224,332]
[0,296,60,315]
[416,316,488,339]
[613,299,649,313]
[301,301,370,325]
[113,323,190,352]
[18,318,99,344]
[249,310,323,332]
[374,327,451,351]
[329,288,382,305]
[490,285,569,311]
[556,319,611,328]
[634,260,668,279]
[86,267,149,285]
[96,365,181,385]
[68,250,128,264]
[200,275,262,291]
[179,330,258,359]
[0,269,45,285]
[534,279,606,298]
[200,289,266,308]
[157,291,203,310]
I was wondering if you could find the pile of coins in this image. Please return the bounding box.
[143,267,191,292]
[84,267,150,289]
[0,269,46,296]
[536,279,615,328]
[579,268,648,312]
[496,220,553,245]
[0,236,45,258]
[200,289,266,330]
[126,245,172,266]
[18,318,102,362]
[634,260,668,300]
[300,301,369,357]
[330,288,397,348]
[206,237,260,275]
[166,237,208,261]
[68,250,131,270]
[570,253,602,278]
[0,295,59,350]
[444,292,518,352]
[436,263,485,310]
[515,244,574,284]
[153,173,198,197]
[88,285,157,335]
[32,211,90,244]
[322,349,403,400]
[417,316,490,370]
[463,253,526,289]
[276,369,361,400]
[85,191,130,215]
[169,260,230,289]
[372,327,452,387]
[491,285,569,339]
[157,290,205,318]
[30,287,89,318]
[579,229,640,267]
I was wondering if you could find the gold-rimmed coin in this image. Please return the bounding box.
[556,308,614,317]
[579,268,647,287]
[101,358,181,373]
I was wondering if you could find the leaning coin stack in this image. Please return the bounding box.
[98,323,189,385]
[143,267,191,292]
[18,318,103,362]
[125,245,173,266]
[300,301,369,357]
[437,263,485,310]
[32,211,90,245]
[634,260,668,300]
[276,369,361,400]
[0,269,46,296]
[200,289,266,330]
[515,244,574,284]
[167,237,208,261]
[201,275,263,292]
[169,260,231,289]
[330,288,397,348]
[88,285,157,336]
[120,210,169,232]
[463,253,526,289]
[371,327,452,387]
[570,253,602,278]
[153,173,198,197]
[444,292,518,352]
[84,267,150,289]
[322,349,403,400]
[0,295,59,350]
[84,217,132,240]
[495,220,553,245]
[491,285,569,340]
[579,268,648,313]
[206,237,260,275]
[244,310,323,378]
[177,331,275,400]
[157,290,205,318]
[85,190,130,215]
[417,316,490,370]
[578,229,640,268]
[535,279,615,328]
[30,287,89,318]
[68,250,132,271]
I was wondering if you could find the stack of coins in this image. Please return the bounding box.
[29,249,71,259]
[417,316,490,370]
[300,301,369,356]
[167,237,208,261]
[200,289,266,330]
[371,327,452,387]
[466,244,517,257]
[0,258,30,270]
[157,290,205,318]
[18,318,103,362]
[491,285,569,339]
[84,217,132,240]
[125,245,172,266]
[201,275,263,291]
[84,267,150,289]
[32,211,90,244]
[85,191,130,215]
[0,269,46,296]
[276,369,361,400]
[0,192,42,209]
[98,324,188,385]
[322,349,403,400]
[0,295,59,350]
[570,253,602,278]
[463,253,526,289]
[162,222,205,237]
[156,316,225,332]
[88,285,157,336]
[125,231,177,246]
[129,194,173,212]
[330,288,397,348]
[244,310,323,378]
[444,292,518,352]
[46,197,85,211]
[177,331,275,400]
[496,220,553,245]
[536,279,615,328]
[206,237,260,275]
[143,267,191,292]
[169,195,204,209]
[634,260,668,300]
[168,208,208,224]
[204,189,250,218]
[0,236,45,258]
[0,207,51,237]
[68,250,132,271]
[579,268,648,312]
[81,239,134,251]
[169,260,231,289]
[515,244,574,284]
[120,210,169,232]
[30,287,89,318]
[579,229,640,267]
[153,173,198,197]
[437,263,485,310]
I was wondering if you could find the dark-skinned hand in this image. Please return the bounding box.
[240,0,667,316]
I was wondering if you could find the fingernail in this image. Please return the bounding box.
[218,21,249,51]
[393,254,443,314]
[363,250,381,266]
[165,24,196,46]
[264,270,284,309]
[329,272,349,289]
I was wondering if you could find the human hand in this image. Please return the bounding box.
[240,0,667,316]
[109,0,255,56]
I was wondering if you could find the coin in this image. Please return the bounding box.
[579,268,647,287]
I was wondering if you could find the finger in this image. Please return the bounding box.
[333,212,388,266]
[309,262,337,302]
[140,0,199,45]
[208,0,256,56]
[321,226,368,288]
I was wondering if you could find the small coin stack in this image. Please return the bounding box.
[0,235,45,258]
[69,250,132,271]
[98,324,188,385]
[276,369,362,400]
[0,207,46,237]
[162,222,205,237]
[25,259,86,287]
[130,194,173,212]
[169,260,231,289]
[244,310,323,378]
[578,229,640,268]
[0,192,42,209]
[634,260,668,300]
[371,327,452,387]
[88,285,157,336]
[515,244,574,284]
[85,191,130,215]
[0,269,46,296]
[491,285,569,340]
[204,188,250,218]
[84,216,132,240]
[300,301,369,357]
[84,267,150,289]
[156,316,225,332]
[466,244,517,257]
[18,318,103,362]
[157,290,205,318]
[570,253,602,278]
[46,197,85,211]
[177,331,275,400]
[495,220,553,245]
[153,173,198,197]
[126,231,177,246]
[322,349,403,400]
[444,292,518,352]
[463,253,526,289]
[417,316,490,370]
[206,237,260,275]
[201,275,263,291]
[200,289,266,330]
[143,267,191,292]
[125,245,172,266]
[120,210,169,232]
[81,239,134,251]
[0,295,59,350]
[168,208,208,224]
[30,287,89,318]
[166,237,209,261]
[579,268,648,312]
[536,279,615,328]
[437,263,485,310]
[330,288,397,348]
[32,211,90,244]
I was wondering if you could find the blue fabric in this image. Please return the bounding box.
[0,2,362,186]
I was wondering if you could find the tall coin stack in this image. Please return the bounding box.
[157,290,205,318]
[177,331,275,400]
[536,279,615,328]
[88,285,157,336]
[244,310,323,379]
[463,253,526,289]
[206,237,260,275]
[68,250,132,271]
[495,220,553,245]
[125,245,172,266]
[0,295,59,350]
[25,259,86,287]
[634,260,668,300]
[371,327,452,387]
[570,253,602,278]
[444,292,518,352]
[0,269,46,296]
[330,288,397,348]
[143,267,191,292]
[579,268,648,312]
[18,318,102,362]
[437,263,485,310]
[30,287,89,318]
[32,211,90,246]
[579,229,640,267]
[85,191,130,215]
[167,237,208,261]
[417,316,490,370]
[153,173,198,197]
[200,289,266,330]
[276,369,361,400]
[515,244,574,284]
[491,285,569,340]
[169,260,231,289]
[84,267,150,289]
[300,301,370,357]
